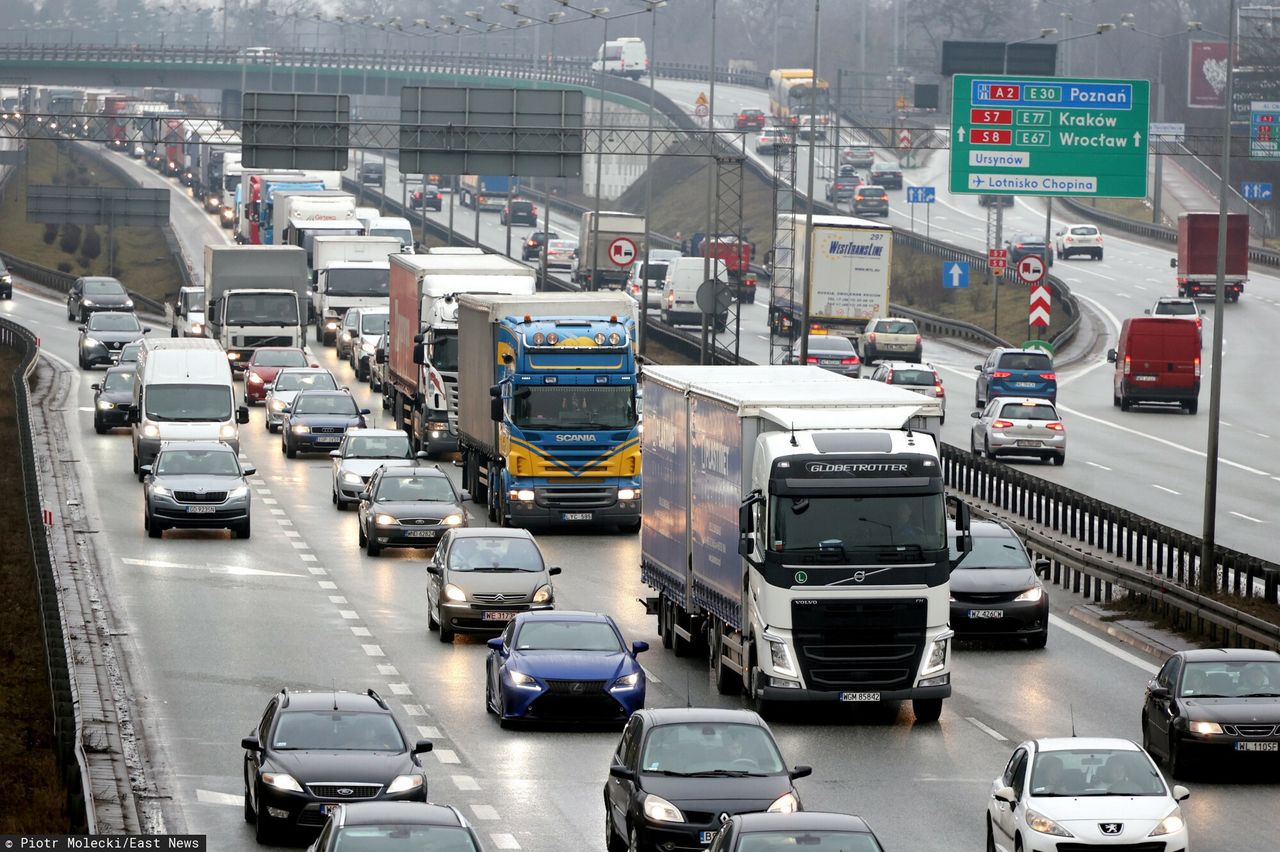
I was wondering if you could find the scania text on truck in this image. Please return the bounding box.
[310,235,401,345]
[1171,212,1249,302]
[203,245,310,372]
[458,175,513,211]
[639,365,968,722]
[574,211,647,291]
[768,214,892,341]
[456,293,642,530]
[385,252,536,456]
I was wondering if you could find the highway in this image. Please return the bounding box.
[2,143,1278,849]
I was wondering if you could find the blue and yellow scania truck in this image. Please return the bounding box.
[456,292,642,531]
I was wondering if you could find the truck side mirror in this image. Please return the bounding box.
[947,494,973,569]
[490,397,504,422]
[236,405,250,425]
[412,343,425,365]
[738,490,762,558]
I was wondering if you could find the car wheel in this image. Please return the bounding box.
[1120,395,1132,412]
[485,678,496,715]
[986,816,997,852]
[170,327,178,338]
[970,433,981,458]
[285,439,297,459]
[94,417,108,435]
[267,420,278,433]
[984,436,993,459]
[253,784,276,843]
[77,352,87,370]
[234,518,251,539]
[1095,249,1103,261]
[366,535,381,557]
[1184,398,1198,414]
[913,698,943,723]
[358,519,368,547]
[1169,734,1192,779]
[147,512,163,538]
[427,599,438,631]
[1113,391,1121,408]
[1026,629,1048,649]
[1052,452,1065,466]
[438,605,453,642]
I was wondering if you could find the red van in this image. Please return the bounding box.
[1108,317,1201,413]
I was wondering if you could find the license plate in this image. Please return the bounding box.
[185,505,217,514]
[699,831,718,845]
[968,609,1004,619]
[820,358,839,365]
[406,530,438,539]
[839,691,881,702]
[319,803,341,816]
[1016,440,1042,447]
[562,512,593,521]
[1235,741,1279,752]
[316,436,340,443]
[482,611,516,622]
[1014,382,1037,388]
[1135,375,1158,382]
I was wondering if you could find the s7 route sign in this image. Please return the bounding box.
[949,74,1150,199]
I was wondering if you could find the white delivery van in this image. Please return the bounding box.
[355,207,380,234]
[592,37,648,79]
[661,257,729,331]
[369,217,415,253]
[131,338,249,478]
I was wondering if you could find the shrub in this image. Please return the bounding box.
[80,227,101,261]
[42,224,58,246]
[58,223,81,255]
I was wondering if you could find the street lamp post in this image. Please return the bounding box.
[796,0,821,366]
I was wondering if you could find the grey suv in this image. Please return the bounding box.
[142,441,255,539]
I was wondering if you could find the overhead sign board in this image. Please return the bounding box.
[26,186,169,227]
[1250,101,1280,161]
[241,93,350,171]
[949,74,1151,198]
[941,41,1058,77]
[1149,122,1186,141]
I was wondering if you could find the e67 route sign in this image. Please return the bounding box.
[949,75,1150,199]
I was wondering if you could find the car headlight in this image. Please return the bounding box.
[1188,720,1223,735]
[618,488,640,501]
[443,583,467,603]
[150,485,171,497]
[766,791,800,814]
[270,399,286,412]
[226,351,239,361]
[81,337,98,348]
[228,486,249,500]
[374,513,399,526]
[509,670,540,689]
[1014,585,1044,603]
[1149,808,1185,837]
[341,472,363,485]
[765,634,798,678]
[125,299,134,308]
[325,320,340,330]
[142,423,161,439]
[81,299,96,306]
[291,423,311,434]
[261,772,303,793]
[921,636,949,676]
[219,423,238,440]
[386,774,424,795]
[610,671,640,692]
[247,372,264,384]
[642,793,684,824]
[442,513,464,526]
[96,400,114,410]
[190,322,203,335]
[1026,809,1073,837]
[532,583,553,604]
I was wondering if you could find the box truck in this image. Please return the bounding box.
[1171,212,1249,301]
[203,245,310,371]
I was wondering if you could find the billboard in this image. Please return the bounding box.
[1188,40,1229,109]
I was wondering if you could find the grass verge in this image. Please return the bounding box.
[0,139,183,302]
[0,349,71,833]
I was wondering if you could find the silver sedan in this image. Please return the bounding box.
[970,397,1066,465]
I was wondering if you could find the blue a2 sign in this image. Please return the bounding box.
[907,186,937,204]
[943,262,970,289]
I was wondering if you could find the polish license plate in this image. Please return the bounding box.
[699,831,719,844]
[1014,382,1037,388]
[1135,375,1158,382]
[1016,440,1042,447]
[562,512,593,521]
[482,611,515,622]
[839,691,881,702]
[820,358,839,365]
[316,436,340,443]
[185,505,216,514]
[319,803,341,816]
[1235,741,1279,752]
[968,609,1004,619]
[406,530,437,539]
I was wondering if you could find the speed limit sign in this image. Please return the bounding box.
[607,237,638,267]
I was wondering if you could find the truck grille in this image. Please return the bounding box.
[535,486,617,509]
[173,491,227,503]
[239,335,293,348]
[790,599,927,692]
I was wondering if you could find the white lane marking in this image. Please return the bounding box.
[490,833,521,850]
[284,529,302,538]
[1230,511,1264,524]
[1114,292,1131,299]
[362,644,385,656]
[966,717,1009,742]
[1048,614,1159,674]
[301,553,318,562]
[435,748,461,765]
[307,566,327,576]
[339,610,359,620]
[641,665,662,684]
[1255,432,1271,439]
[471,804,500,821]
[377,664,398,676]
[452,775,480,791]
[328,595,348,604]
[318,581,337,590]
[257,488,271,496]
[402,704,427,716]
[1221,420,1233,427]
[277,518,293,526]
[290,540,309,549]
[119,557,303,578]
[418,725,442,738]
[270,508,286,516]
[351,626,372,637]
[262,497,278,505]
[389,682,412,695]
[196,789,244,806]
[1086,461,1113,471]
[1152,484,1180,495]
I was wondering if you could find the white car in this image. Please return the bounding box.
[971,397,1066,465]
[987,737,1190,852]
[544,238,578,271]
[1146,297,1203,348]
[625,250,681,308]
[329,428,420,508]
[1054,223,1104,260]
[263,367,337,433]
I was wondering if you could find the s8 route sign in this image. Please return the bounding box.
[949,74,1150,199]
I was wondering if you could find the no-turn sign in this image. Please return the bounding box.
[607,236,638,268]
[1017,255,1046,285]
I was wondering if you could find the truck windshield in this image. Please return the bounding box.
[769,494,945,553]
[225,292,299,326]
[369,227,412,247]
[181,290,205,312]
[430,332,459,373]
[323,268,389,298]
[511,386,637,431]
[224,175,241,193]
[144,385,233,422]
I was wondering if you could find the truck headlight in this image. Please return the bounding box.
[618,488,639,501]
[510,489,535,503]
[764,633,798,678]
[219,423,237,440]
[142,423,161,439]
[921,636,949,676]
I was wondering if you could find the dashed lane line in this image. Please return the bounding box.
[965,717,1009,742]
[1152,484,1180,495]
[1230,511,1264,524]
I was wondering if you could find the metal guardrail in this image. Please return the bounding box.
[0,318,94,830]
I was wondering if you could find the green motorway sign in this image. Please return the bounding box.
[949,74,1150,198]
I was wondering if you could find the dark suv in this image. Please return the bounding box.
[241,688,433,842]
[825,175,862,203]
[358,161,385,187]
[500,199,538,226]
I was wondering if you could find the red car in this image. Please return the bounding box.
[735,109,767,130]
[243,347,315,405]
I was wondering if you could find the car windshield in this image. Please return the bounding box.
[888,369,935,386]
[511,385,637,431]
[997,402,1058,421]
[375,475,456,503]
[770,494,945,553]
[737,833,882,852]
[1030,749,1165,797]
[996,352,1052,371]
[154,449,240,476]
[103,371,136,392]
[875,321,917,335]
[860,188,887,198]
[324,267,389,297]
[293,394,357,415]
[514,620,622,652]
[640,723,785,776]
[370,227,412,246]
[949,533,1028,568]
[272,710,404,752]
[84,280,124,296]
[804,335,854,353]
[431,332,459,372]
[510,202,533,213]
[88,313,141,331]
[1181,660,1280,698]
[118,343,142,362]
[144,385,233,422]
[252,350,308,368]
[447,537,544,572]
[362,314,390,335]
[1156,301,1197,316]
[345,435,412,459]
[334,826,478,852]
[275,371,336,392]
[636,261,668,282]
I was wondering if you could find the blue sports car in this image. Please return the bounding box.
[485,611,648,727]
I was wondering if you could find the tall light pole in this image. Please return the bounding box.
[639,0,665,356]
[700,0,719,363]
[796,0,821,366]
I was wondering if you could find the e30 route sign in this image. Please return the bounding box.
[949,74,1150,199]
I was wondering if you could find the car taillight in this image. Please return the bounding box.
[992,420,1014,429]
[531,206,538,216]
[1015,243,1025,249]
[934,382,945,396]
[866,332,876,342]
[1123,354,1131,375]
[1065,236,1073,242]
[1045,422,1065,431]
[1039,373,1056,380]
[1097,235,1103,243]
[478,195,487,204]
[1195,316,1202,329]
[806,356,819,364]
[527,239,537,246]
[915,334,922,345]
[855,194,864,200]
[1194,355,1201,377]
[991,370,1012,379]
[841,357,859,365]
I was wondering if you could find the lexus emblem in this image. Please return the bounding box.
[336,787,354,796]
[571,682,585,694]
[1099,823,1122,836]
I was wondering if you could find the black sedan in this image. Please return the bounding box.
[78,311,148,368]
[281,389,369,458]
[522,230,559,261]
[605,707,811,852]
[788,334,861,377]
[868,161,903,189]
[242,688,432,843]
[67,275,132,322]
[91,365,136,433]
[825,175,862,203]
[709,812,885,852]
[357,464,468,556]
[308,802,483,852]
[1005,232,1054,268]
[1142,648,1280,778]
[948,520,1050,648]
[500,199,539,226]
[409,184,443,211]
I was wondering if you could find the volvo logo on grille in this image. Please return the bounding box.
[336,787,354,796]
[1099,823,1123,836]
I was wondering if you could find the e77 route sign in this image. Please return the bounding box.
[949,75,1150,199]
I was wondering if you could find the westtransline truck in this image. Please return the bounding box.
[456,292,642,530]
[639,365,967,721]
[385,252,537,456]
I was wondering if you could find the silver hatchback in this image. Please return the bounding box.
[970,397,1066,465]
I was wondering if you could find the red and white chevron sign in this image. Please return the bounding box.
[1029,285,1051,328]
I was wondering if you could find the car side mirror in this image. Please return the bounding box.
[412,738,433,755]
[460,490,471,502]
[329,450,342,458]
[973,365,981,371]
[376,349,387,364]
[359,408,371,416]
[426,564,441,575]
[548,566,562,576]
[264,383,275,391]
[127,408,140,424]
[1148,685,1170,700]
[1173,784,1190,802]
[992,785,1017,805]
[1034,558,1051,577]
[242,465,257,477]
[240,735,261,752]
[281,405,292,414]
[1169,257,1177,268]
[236,405,250,425]
[360,487,372,499]
[1106,348,1117,364]
[142,327,151,334]
[632,640,649,655]
[789,765,813,781]
[91,383,101,391]
[139,464,152,475]
[970,410,980,418]
[486,637,505,652]
[609,765,635,781]
[77,325,86,332]
[415,451,431,459]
